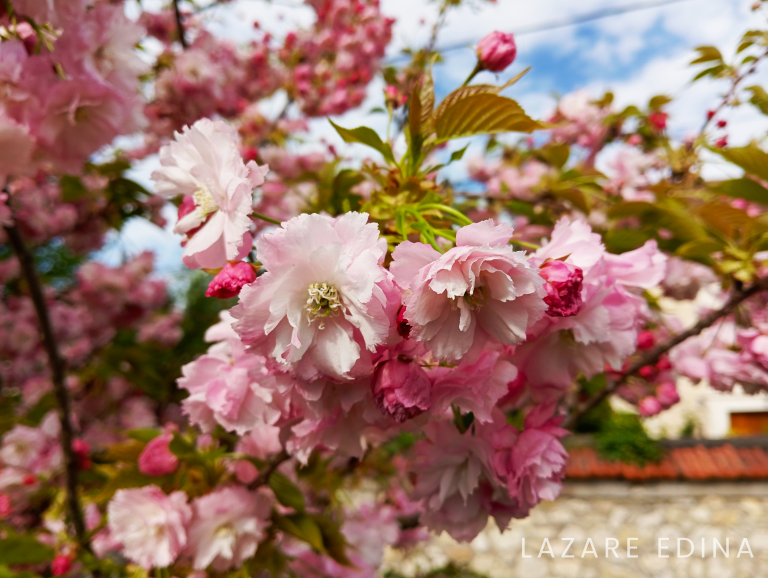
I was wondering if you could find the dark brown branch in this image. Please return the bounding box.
[3,221,88,546]
[248,449,290,489]
[173,0,188,49]
[564,277,768,430]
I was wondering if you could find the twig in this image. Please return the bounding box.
[248,449,290,489]
[698,49,768,137]
[3,219,88,546]
[564,277,768,430]
[173,0,188,49]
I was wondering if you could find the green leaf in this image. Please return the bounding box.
[745,85,768,116]
[269,471,305,511]
[274,514,325,552]
[607,201,656,219]
[648,95,672,110]
[690,45,723,64]
[542,143,570,169]
[711,143,768,182]
[604,229,650,254]
[314,517,352,566]
[127,429,161,443]
[448,144,470,164]
[434,93,542,142]
[692,64,727,81]
[675,239,723,259]
[418,71,436,136]
[0,536,55,565]
[60,175,89,202]
[711,178,768,204]
[329,120,396,166]
[169,433,196,458]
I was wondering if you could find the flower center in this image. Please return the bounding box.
[462,286,489,310]
[306,282,342,328]
[193,186,219,216]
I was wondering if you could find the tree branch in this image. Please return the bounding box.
[173,0,188,49]
[248,449,290,489]
[564,277,768,430]
[3,220,88,546]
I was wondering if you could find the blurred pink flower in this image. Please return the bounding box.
[187,486,272,570]
[107,485,192,569]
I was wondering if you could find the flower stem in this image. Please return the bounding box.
[252,211,282,225]
[173,0,188,49]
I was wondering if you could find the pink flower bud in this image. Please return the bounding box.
[52,555,72,576]
[539,260,583,317]
[205,261,257,299]
[476,31,517,72]
[72,439,91,471]
[372,357,432,423]
[638,396,662,417]
[656,381,680,409]
[0,494,10,518]
[637,330,654,350]
[716,119,727,128]
[138,432,179,476]
[648,111,668,131]
[715,136,728,148]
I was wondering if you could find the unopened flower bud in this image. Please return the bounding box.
[648,111,668,131]
[638,396,663,417]
[138,432,179,476]
[656,381,680,409]
[372,357,432,423]
[72,439,91,471]
[206,261,257,299]
[476,31,517,72]
[52,555,72,576]
[539,260,583,317]
[637,330,654,350]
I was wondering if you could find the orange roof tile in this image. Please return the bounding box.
[565,442,768,481]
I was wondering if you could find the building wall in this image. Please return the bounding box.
[384,482,768,578]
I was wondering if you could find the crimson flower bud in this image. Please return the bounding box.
[52,555,72,576]
[638,396,662,417]
[372,357,431,423]
[138,432,179,476]
[475,31,517,72]
[539,260,583,317]
[648,111,668,131]
[715,136,728,148]
[706,110,716,120]
[72,439,91,471]
[716,119,727,128]
[637,330,654,350]
[206,261,257,299]
[656,381,680,409]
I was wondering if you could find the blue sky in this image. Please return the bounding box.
[105,0,768,278]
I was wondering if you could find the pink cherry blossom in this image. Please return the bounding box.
[429,350,516,423]
[391,220,547,362]
[233,212,399,381]
[492,404,568,517]
[371,356,431,422]
[107,486,192,570]
[151,118,269,269]
[187,486,272,570]
[538,259,584,317]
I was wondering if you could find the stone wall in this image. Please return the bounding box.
[383,482,768,578]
